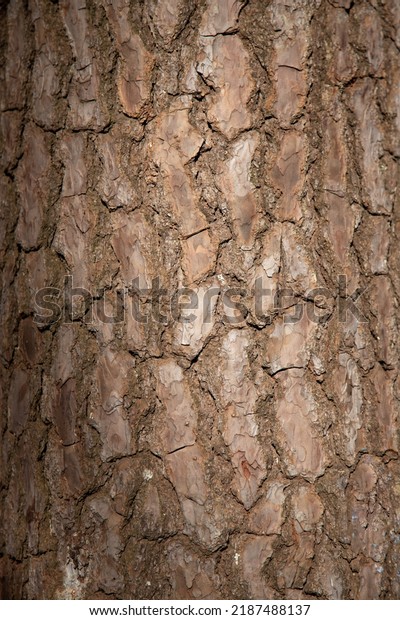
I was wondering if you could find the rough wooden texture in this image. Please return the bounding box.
[1,0,400,600]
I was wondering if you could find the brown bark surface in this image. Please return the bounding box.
[1,0,400,600]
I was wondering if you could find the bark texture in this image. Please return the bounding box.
[1,0,400,601]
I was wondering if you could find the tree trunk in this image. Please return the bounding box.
[1,0,400,601]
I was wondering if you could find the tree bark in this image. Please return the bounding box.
[1,0,400,600]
